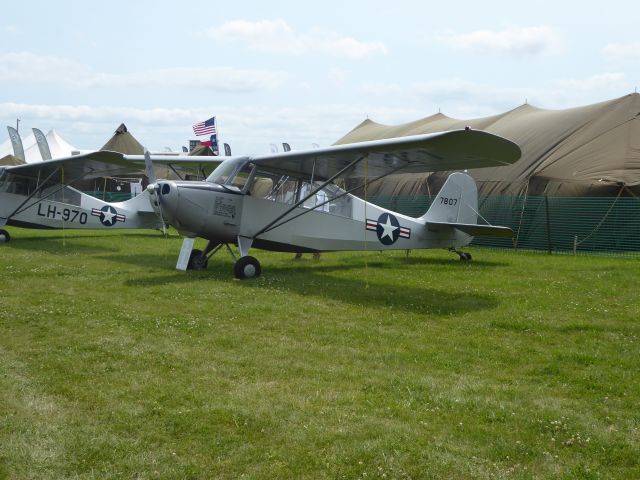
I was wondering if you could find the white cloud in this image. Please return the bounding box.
[327,67,350,85]
[410,73,630,118]
[602,43,640,62]
[550,73,627,93]
[438,25,563,56]
[0,101,422,153]
[204,19,388,59]
[361,82,403,96]
[0,52,287,92]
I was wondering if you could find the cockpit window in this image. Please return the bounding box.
[230,162,254,189]
[207,160,238,185]
[206,158,254,191]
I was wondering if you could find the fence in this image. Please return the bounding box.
[367,195,640,256]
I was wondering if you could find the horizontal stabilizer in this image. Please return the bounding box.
[426,221,513,238]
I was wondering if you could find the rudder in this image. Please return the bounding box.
[421,172,478,224]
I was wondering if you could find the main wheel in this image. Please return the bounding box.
[0,229,10,243]
[187,249,209,270]
[234,256,261,279]
[459,252,472,261]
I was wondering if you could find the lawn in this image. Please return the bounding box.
[0,228,638,479]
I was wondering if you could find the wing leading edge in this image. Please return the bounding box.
[0,151,225,182]
[250,129,521,180]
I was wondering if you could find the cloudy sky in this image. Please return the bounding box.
[1,0,638,154]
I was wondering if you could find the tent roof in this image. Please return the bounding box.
[336,93,640,196]
[0,154,25,166]
[1,129,78,162]
[100,123,144,155]
[188,144,217,156]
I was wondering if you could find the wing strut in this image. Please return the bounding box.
[258,163,408,235]
[251,155,366,239]
[4,166,63,221]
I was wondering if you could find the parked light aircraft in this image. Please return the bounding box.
[143,128,521,279]
[0,151,222,242]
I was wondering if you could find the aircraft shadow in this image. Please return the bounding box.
[3,235,121,254]
[122,259,499,317]
[304,255,509,270]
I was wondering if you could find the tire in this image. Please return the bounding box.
[187,249,208,270]
[460,252,472,261]
[0,229,10,243]
[234,256,261,279]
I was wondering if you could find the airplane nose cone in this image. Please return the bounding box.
[154,181,179,220]
[160,182,172,196]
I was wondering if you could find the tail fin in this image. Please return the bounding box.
[421,172,512,238]
[114,189,156,214]
[421,172,478,224]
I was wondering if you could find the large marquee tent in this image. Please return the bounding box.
[336,93,640,197]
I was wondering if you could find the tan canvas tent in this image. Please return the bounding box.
[100,123,144,155]
[336,93,640,197]
[188,144,217,156]
[0,154,25,166]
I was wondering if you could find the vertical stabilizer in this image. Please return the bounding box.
[421,172,478,224]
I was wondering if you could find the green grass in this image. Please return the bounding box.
[0,228,638,479]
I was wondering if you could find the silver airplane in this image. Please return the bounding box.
[0,151,221,242]
[145,129,521,279]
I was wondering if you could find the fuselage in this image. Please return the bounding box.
[151,157,472,252]
[0,187,159,231]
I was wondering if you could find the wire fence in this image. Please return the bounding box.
[368,194,640,256]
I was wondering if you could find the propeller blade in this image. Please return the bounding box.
[143,150,166,235]
[144,150,157,185]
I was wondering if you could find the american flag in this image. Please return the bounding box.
[192,116,217,136]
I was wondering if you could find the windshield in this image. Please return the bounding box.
[206,157,255,186]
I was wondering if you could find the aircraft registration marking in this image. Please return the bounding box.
[37,203,88,224]
[439,196,459,206]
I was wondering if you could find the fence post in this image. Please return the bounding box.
[545,195,553,254]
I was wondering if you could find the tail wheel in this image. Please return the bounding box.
[0,229,10,243]
[234,256,261,279]
[187,249,209,270]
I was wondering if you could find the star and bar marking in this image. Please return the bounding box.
[91,205,126,227]
[366,212,411,245]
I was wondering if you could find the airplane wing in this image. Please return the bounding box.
[0,150,224,182]
[249,129,521,181]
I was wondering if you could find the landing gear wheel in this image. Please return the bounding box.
[234,256,261,279]
[459,252,472,262]
[0,229,9,243]
[187,249,209,270]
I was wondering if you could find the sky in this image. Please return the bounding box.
[1,0,639,155]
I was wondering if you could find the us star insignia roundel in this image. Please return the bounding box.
[91,205,126,227]
[366,213,411,245]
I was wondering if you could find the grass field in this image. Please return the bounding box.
[0,228,638,479]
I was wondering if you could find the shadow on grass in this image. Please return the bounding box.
[3,235,121,254]
[101,247,506,275]
[121,258,500,316]
[3,231,172,255]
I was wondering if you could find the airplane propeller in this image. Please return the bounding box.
[143,150,167,236]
